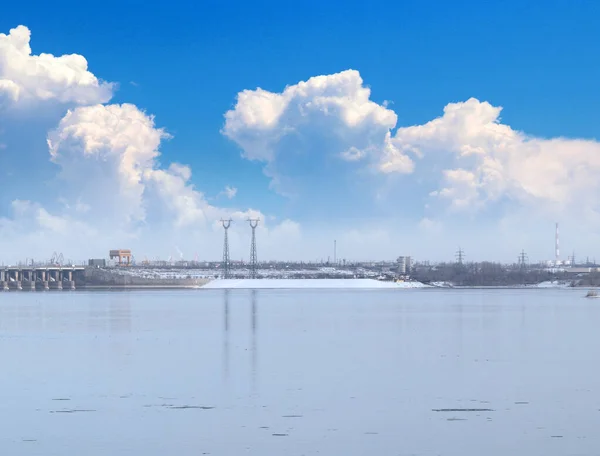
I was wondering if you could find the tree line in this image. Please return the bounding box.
[410,262,575,286]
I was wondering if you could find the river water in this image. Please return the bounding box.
[0,288,598,455]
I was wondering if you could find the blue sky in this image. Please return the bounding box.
[1,0,600,263]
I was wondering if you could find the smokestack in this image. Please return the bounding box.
[555,222,560,262]
[334,240,337,265]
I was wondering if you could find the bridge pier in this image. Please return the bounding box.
[22,270,36,291]
[8,270,22,290]
[65,270,75,290]
[49,270,63,290]
[35,270,49,291]
[0,270,7,291]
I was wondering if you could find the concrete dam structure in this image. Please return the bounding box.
[0,266,82,291]
[83,267,212,288]
[1,266,212,291]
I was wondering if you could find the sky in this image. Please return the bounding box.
[1,0,600,264]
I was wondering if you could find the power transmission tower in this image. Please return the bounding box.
[248,218,260,279]
[455,247,465,265]
[220,219,232,279]
[518,250,528,269]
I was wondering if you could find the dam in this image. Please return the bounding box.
[0,266,213,291]
[0,266,83,291]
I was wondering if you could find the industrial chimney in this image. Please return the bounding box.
[555,222,560,263]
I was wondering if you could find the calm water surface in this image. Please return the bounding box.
[0,288,599,455]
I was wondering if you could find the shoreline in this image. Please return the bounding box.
[0,286,589,292]
[81,285,207,290]
[1,278,593,291]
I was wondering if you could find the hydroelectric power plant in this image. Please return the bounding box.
[1,265,82,291]
[3,222,600,290]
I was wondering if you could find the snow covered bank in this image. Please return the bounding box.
[395,281,430,288]
[430,281,454,288]
[201,279,429,290]
[535,280,573,289]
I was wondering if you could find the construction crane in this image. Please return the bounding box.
[50,252,64,266]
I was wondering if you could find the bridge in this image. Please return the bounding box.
[0,266,85,291]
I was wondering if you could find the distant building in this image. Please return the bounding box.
[109,249,132,266]
[545,259,572,268]
[88,259,106,268]
[397,256,412,274]
[565,267,599,274]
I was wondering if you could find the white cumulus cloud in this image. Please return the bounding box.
[0,25,114,108]
[388,97,600,220]
[45,103,293,237]
[222,69,414,195]
[47,103,168,226]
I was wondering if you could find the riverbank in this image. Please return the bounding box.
[203,278,429,289]
[81,268,212,288]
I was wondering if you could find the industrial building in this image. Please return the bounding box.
[109,249,132,266]
[88,259,107,267]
